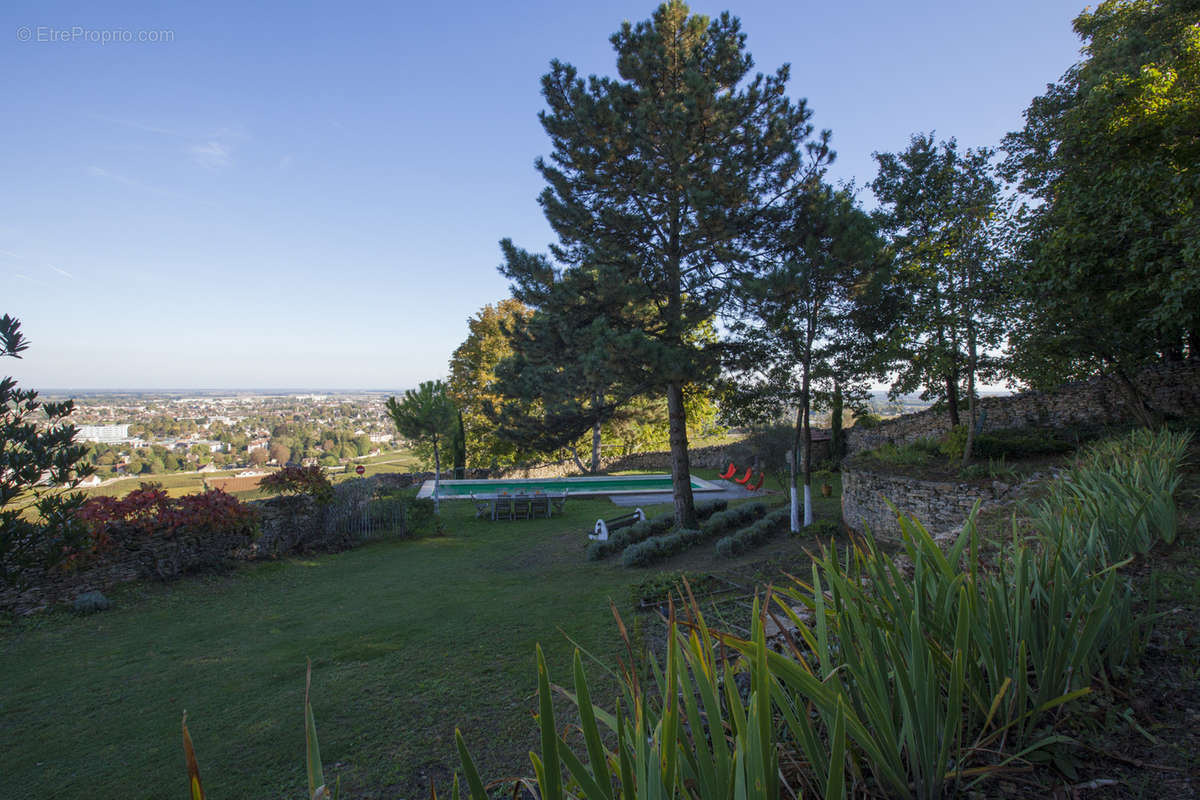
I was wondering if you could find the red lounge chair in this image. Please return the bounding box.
[748,472,765,491]
[734,467,753,485]
[718,462,737,480]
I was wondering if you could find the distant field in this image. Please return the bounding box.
[72,448,421,501]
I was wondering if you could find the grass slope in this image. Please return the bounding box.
[0,483,837,799]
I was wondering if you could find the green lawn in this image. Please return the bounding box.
[0,483,842,799]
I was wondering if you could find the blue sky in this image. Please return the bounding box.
[3,0,1087,390]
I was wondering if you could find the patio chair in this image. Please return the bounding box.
[531,491,551,519]
[550,490,568,516]
[492,493,513,521]
[471,493,493,519]
[512,492,532,520]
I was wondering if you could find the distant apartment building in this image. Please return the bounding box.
[76,424,131,443]
[247,438,269,453]
[369,433,394,444]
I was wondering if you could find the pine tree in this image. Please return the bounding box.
[515,0,820,526]
[1,315,94,587]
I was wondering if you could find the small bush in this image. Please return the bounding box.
[630,570,718,606]
[621,503,772,567]
[715,507,789,558]
[622,529,703,567]
[973,429,1074,459]
[700,502,767,539]
[694,498,728,520]
[259,465,334,504]
[72,590,111,614]
[863,438,941,466]
[938,424,969,459]
[75,485,258,579]
[791,517,839,538]
[854,412,883,429]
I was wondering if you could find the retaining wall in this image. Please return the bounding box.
[846,359,1200,455]
[840,468,1030,541]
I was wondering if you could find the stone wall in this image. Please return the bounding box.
[841,468,1031,541]
[494,431,825,479]
[845,359,1200,455]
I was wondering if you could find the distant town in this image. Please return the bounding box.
[36,387,982,491]
[43,391,411,487]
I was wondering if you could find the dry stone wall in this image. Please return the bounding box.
[841,469,1030,541]
[845,359,1200,455]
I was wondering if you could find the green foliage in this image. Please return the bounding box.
[871,135,1008,425]
[447,299,538,469]
[1001,0,1200,394]
[957,457,1020,482]
[458,608,784,800]
[724,181,886,482]
[715,507,789,557]
[621,528,704,567]
[694,498,729,520]
[504,0,826,526]
[861,437,942,467]
[938,424,969,459]
[853,412,883,429]
[629,570,718,606]
[793,517,840,538]
[456,429,1187,796]
[401,497,443,537]
[258,465,334,504]
[387,382,457,513]
[623,502,769,567]
[72,590,111,615]
[972,429,1075,460]
[1,314,94,588]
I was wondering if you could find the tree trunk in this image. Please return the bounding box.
[962,319,978,465]
[1109,366,1162,428]
[945,374,961,427]
[591,418,601,473]
[830,378,844,465]
[569,445,587,475]
[432,437,441,514]
[666,380,697,529]
[801,362,813,527]
[790,406,802,534]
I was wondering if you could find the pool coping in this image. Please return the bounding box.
[416,473,724,500]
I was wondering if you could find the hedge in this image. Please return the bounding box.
[622,502,770,567]
[715,507,790,558]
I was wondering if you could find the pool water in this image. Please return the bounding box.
[417,473,720,499]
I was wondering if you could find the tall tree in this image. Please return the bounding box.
[726,182,884,531]
[489,242,642,474]
[1001,0,1200,421]
[1,315,94,587]
[447,299,535,469]
[871,134,1007,431]
[386,381,456,512]
[520,0,819,526]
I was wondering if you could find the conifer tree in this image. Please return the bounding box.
[510,0,821,526]
[1,315,94,587]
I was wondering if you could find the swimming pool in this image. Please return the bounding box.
[416,473,722,499]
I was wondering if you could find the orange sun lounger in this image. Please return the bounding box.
[718,462,738,480]
[734,467,754,485]
[747,472,765,491]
